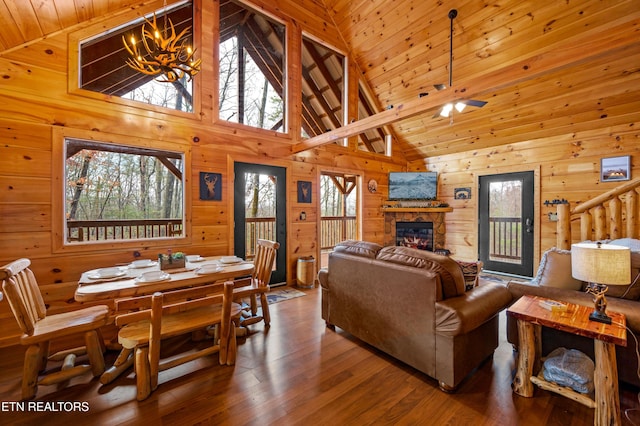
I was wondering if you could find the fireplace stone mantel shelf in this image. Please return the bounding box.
[381,207,453,213]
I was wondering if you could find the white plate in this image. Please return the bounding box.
[88,268,126,279]
[187,256,205,263]
[196,265,223,275]
[135,272,171,284]
[129,260,158,269]
[219,257,242,264]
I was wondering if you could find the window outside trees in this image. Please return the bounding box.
[64,139,184,244]
[79,2,195,112]
[219,0,286,131]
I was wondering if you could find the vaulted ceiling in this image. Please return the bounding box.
[0,0,638,162]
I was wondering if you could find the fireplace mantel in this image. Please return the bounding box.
[381,207,453,213]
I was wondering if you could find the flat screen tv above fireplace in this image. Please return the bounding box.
[388,172,437,200]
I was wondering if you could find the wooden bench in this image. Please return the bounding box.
[115,281,242,400]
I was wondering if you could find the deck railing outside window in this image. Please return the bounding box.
[68,216,358,256]
[67,219,182,242]
[320,216,356,250]
[245,217,276,259]
[489,217,521,262]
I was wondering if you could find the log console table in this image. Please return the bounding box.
[507,295,627,426]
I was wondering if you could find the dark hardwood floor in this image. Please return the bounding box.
[1,287,639,425]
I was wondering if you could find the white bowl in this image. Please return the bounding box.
[131,259,154,268]
[140,271,167,282]
[96,267,122,278]
[197,265,222,275]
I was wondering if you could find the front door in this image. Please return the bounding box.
[233,162,286,285]
[478,171,534,277]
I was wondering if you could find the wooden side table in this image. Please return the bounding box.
[507,295,627,426]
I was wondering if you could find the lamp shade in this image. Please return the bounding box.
[571,242,631,285]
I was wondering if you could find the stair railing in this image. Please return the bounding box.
[557,177,640,250]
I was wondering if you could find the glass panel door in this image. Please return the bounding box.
[234,162,286,284]
[479,172,534,277]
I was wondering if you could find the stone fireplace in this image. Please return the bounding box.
[383,209,450,250]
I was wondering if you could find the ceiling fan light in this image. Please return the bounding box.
[455,102,466,113]
[440,103,453,117]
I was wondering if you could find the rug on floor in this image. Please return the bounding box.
[479,273,511,284]
[241,287,307,308]
[266,287,307,304]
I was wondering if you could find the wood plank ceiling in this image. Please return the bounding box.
[0,0,638,161]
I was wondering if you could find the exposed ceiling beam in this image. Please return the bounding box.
[288,22,639,155]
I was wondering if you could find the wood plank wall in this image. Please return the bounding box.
[0,0,402,347]
[1,0,637,347]
[413,129,639,263]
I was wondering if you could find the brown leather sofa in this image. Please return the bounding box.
[506,240,640,387]
[318,240,511,391]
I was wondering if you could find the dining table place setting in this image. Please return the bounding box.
[75,255,255,302]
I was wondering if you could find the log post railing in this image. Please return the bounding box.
[557,178,640,249]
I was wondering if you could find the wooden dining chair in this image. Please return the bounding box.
[0,258,109,400]
[115,280,243,401]
[235,239,280,331]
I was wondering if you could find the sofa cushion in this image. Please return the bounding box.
[376,246,465,298]
[333,240,383,259]
[531,247,583,290]
[456,260,483,290]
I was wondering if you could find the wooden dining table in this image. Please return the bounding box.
[75,257,254,302]
[74,256,254,384]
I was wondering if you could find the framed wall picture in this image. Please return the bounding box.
[454,187,471,200]
[199,172,222,200]
[297,181,312,203]
[601,156,630,182]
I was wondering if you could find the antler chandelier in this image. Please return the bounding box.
[122,8,201,83]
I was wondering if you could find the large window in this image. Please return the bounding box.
[301,36,345,139]
[79,1,195,112]
[357,80,387,154]
[219,0,286,131]
[63,139,184,245]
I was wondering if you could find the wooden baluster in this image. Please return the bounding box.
[627,189,638,238]
[593,205,607,241]
[609,198,622,240]
[557,203,571,250]
[580,211,592,242]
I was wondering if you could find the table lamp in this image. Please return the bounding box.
[571,242,631,324]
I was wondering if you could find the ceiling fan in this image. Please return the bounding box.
[431,9,487,119]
